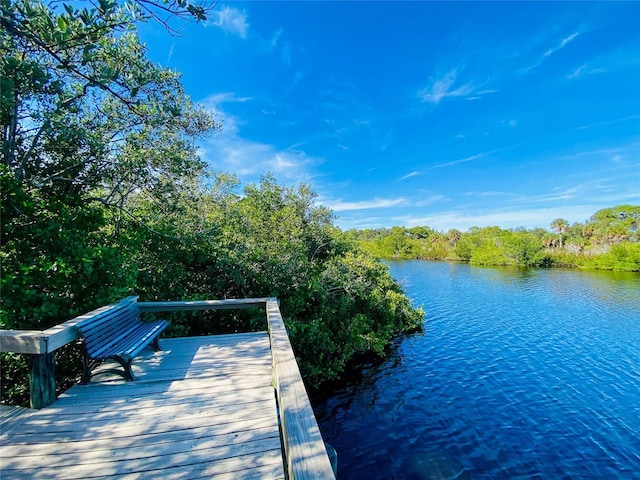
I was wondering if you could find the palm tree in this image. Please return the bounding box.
[550,218,569,248]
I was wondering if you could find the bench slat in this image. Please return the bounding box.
[76,299,169,383]
[88,319,151,359]
[95,321,167,360]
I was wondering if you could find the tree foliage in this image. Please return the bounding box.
[352,206,640,272]
[2,1,423,405]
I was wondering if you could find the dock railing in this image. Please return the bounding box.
[0,297,336,479]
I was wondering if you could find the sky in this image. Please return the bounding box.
[138,1,640,232]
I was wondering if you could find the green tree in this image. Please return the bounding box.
[587,205,640,245]
[1,0,220,330]
[550,218,569,248]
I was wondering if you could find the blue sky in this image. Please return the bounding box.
[138,1,640,232]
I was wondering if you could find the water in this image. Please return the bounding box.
[314,261,640,479]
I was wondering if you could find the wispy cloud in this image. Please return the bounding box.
[519,28,585,74]
[577,115,640,130]
[415,194,449,207]
[200,93,252,134]
[464,191,518,198]
[556,141,640,163]
[544,31,580,58]
[201,135,322,183]
[419,69,492,104]
[566,63,606,79]
[567,46,640,80]
[425,150,497,171]
[271,28,283,47]
[202,92,252,106]
[208,5,249,38]
[197,92,322,183]
[399,171,420,181]
[520,188,579,204]
[326,197,408,212]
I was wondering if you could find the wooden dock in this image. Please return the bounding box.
[0,298,336,479]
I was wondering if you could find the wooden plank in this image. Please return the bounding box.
[1,418,279,457]
[137,298,269,312]
[2,430,282,470]
[36,386,275,418]
[0,330,47,354]
[266,298,336,479]
[0,405,33,434]
[76,451,286,480]
[2,404,277,444]
[55,371,272,400]
[17,395,275,431]
[2,446,285,480]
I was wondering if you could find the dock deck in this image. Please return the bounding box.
[0,298,336,479]
[1,333,284,479]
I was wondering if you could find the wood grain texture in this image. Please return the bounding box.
[0,334,285,479]
[266,299,336,479]
[1,298,336,478]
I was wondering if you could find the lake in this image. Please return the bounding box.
[313,261,640,479]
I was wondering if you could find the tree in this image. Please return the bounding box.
[550,218,569,248]
[1,0,219,331]
[587,205,640,245]
[1,1,219,203]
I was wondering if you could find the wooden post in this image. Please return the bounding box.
[29,352,56,409]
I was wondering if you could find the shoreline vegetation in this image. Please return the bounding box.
[348,205,640,273]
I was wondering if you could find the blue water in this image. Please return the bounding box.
[314,261,640,479]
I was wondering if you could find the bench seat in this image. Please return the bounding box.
[76,297,168,383]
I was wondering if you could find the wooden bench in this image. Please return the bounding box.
[76,296,169,383]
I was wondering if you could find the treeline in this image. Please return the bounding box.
[349,205,640,271]
[1,1,421,405]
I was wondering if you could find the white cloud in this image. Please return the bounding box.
[399,171,420,181]
[544,31,580,58]
[204,136,321,182]
[196,92,321,183]
[567,63,606,79]
[519,28,586,74]
[199,93,252,135]
[576,115,640,130]
[415,195,449,207]
[209,6,249,38]
[425,150,495,170]
[271,28,283,47]
[419,69,476,104]
[166,43,175,64]
[325,197,408,212]
[464,191,518,198]
[567,46,640,80]
[201,92,252,108]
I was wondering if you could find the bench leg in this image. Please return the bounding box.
[150,335,162,352]
[81,350,97,384]
[115,357,136,381]
[81,352,136,383]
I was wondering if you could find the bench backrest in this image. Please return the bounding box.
[76,297,141,357]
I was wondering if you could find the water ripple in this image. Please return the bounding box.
[315,261,640,479]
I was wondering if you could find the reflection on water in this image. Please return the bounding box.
[314,261,640,479]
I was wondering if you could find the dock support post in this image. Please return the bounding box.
[29,352,55,409]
